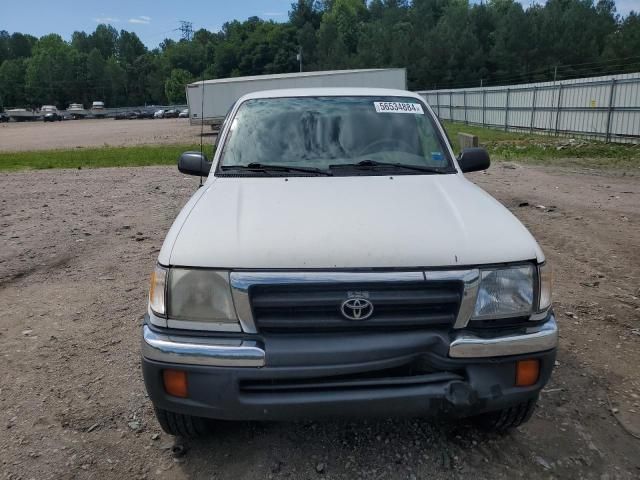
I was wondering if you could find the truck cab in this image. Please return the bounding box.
[142,88,557,437]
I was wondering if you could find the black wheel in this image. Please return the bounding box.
[154,407,209,437]
[473,397,538,432]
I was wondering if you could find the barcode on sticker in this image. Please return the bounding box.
[374,102,424,114]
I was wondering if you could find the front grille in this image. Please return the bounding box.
[250,281,462,332]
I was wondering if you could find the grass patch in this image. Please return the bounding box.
[443,121,640,171]
[0,144,213,171]
[1,123,638,172]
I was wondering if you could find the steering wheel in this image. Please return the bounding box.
[357,138,415,157]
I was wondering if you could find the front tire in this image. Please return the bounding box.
[154,407,209,437]
[473,397,538,432]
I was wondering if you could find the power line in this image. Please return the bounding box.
[552,54,640,70]
[436,54,640,90]
[145,27,181,40]
[434,58,640,90]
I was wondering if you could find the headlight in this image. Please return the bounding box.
[149,265,168,316]
[167,268,239,331]
[472,265,534,320]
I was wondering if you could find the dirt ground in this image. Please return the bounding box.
[0,119,204,152]
[1,163,639,480]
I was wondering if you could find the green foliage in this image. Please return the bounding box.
[0,59,27,106]
[1,0,639,110]
[24,34,76,106]
[165,68,192,104]
[444,121,640,170]
[0,144,202,171]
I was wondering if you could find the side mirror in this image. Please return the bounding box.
[458,147,490,173]
[178,151,211,177]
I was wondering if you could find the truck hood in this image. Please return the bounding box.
[160,174,544,269]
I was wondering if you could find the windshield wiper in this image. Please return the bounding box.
[221,163,332,176]
[329,159,449,174]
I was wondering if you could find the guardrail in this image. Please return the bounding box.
[95,104,188,117]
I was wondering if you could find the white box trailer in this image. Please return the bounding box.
[186,68,407,127]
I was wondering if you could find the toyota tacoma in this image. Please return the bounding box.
[142,88,556,437]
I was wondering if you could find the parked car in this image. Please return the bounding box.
[153,109,165,119]
[163,109,179,118]
[178,108,189,118]
[127,110,142,120]
[114,111,128,120]
[43,112,63,122]
[0,112,9,123]
[139,109,155,119]
[142,88,557,438]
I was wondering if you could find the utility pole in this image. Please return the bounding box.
[296,47,303,72]
[178,20,193,41]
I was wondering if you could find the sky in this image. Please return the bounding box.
[1,0,637,48]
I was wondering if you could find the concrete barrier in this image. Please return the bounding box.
[458,132,479,151]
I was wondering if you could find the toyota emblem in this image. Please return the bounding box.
[340,296,374,320]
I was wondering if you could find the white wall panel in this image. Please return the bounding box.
[417,72,640,143]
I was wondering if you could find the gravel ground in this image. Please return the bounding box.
[0,118,203,152]
[0,164,639,479]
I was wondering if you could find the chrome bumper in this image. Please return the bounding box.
[143,317,557,368]
[449,317,558,358]
[142,326,265,367]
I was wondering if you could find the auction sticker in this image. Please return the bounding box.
[374,102,424,114]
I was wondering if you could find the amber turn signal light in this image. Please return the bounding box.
[516,359,540,387]
[163,369,188,398]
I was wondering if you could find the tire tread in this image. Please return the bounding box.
[154,408,208,437]
[475,397,538,432]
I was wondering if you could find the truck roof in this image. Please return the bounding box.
[187,69,405,86]
[237,87,423,101]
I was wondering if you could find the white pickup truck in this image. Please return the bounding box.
[142,88,557,437]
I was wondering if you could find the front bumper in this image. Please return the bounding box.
[142,315,558,421]
[142,317,558,366]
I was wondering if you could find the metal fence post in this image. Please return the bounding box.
[504,88,510,132]
[436,91,441,118]
[554,84,563,136]
[463,90,468,124]
[482,89,486,126]
[449,91,453,121]
[605,78,617,143]
[530,86,537,134]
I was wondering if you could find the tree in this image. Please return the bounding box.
[145,53,169,104]
[0,31,9,64]
[0,59,27,107]
[164,39,205,74]
[290,0,323,67]
[9,33,37,58]
[104,56,127,106]
[71,31,91,54]
[86,49,106,99]
[89,24,118,59]
[317,0,367,68]
[25,34,75,107]
[490,1,534,80]
[602,12,640,70]
[117,30,146,65]
[165,68,192,103]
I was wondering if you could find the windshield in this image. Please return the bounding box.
[217,96,455,176]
